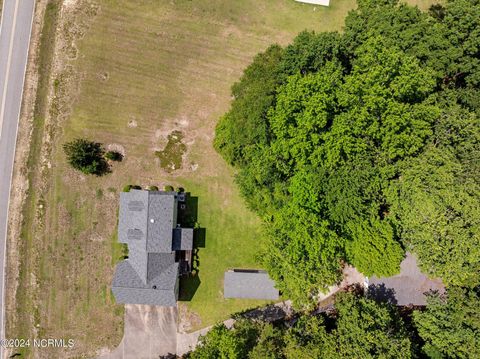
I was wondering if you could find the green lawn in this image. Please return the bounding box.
[176,176,269,328]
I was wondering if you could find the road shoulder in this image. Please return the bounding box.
[3,0,48,355]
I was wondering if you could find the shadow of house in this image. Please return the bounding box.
[177,193,197,228]
[178,274,201,301]
[176,192,206,302]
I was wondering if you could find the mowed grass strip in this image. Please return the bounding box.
[7,2,61,357]
[12,0,441,356]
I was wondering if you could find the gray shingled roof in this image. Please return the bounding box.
[172,228,194,251]
[113,190,185,306]
[369,252,445,306]
[112,286,178,306]
[147,192,177,252]
[112,255,179,306]
[224,270,279,300]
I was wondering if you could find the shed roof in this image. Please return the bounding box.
[224,270,279,300]
[295,0,330,6]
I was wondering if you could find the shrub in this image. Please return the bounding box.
[164,185,174,192]
[123,184,141,192]
[105,150,123,162]
[147,185,159,191]
[63,138,108,175]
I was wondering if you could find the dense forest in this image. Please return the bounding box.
[215,0,480,306]
[196,0,480,357]
[187,288,480,359]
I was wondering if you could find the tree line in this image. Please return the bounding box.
[208,0,480,357]
[187,288,480,359]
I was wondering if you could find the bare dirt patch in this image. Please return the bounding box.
[178,303,202,334]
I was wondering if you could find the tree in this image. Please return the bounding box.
[333,292,414,358]
[63,138,107,175]
[346,218,404,277]
[257,40,438,303]
[214,0,480,306]
[263,204,344,308]
[248,324,285,359]
[187,320,262,359]
[414,287,480,359]
[283,292,415,358]
[214,45,283,167]
[387,102,480,287]
[188,292,416,358]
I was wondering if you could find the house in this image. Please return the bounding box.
[224,269,279,300]
[112,189,193,306]
[295,0,330,6]
[367,252,445,306]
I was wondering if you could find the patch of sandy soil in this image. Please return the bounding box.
[150,115,203,176]
[63,0,79,9]
[177,303,202,334]
[106,143,126,157]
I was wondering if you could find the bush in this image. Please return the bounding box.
[123,184,141,192]
[105,150,123,162]
[147,185,159,191]
[63,138,108,175]
[164,185,174,192]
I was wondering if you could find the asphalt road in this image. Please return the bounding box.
[0,0,35,353]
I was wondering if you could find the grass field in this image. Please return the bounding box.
[60,0,361,336]
[9,0,440,356]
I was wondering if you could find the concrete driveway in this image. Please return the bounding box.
[98,304,177,359]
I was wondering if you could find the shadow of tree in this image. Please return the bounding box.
[367,283,398,305]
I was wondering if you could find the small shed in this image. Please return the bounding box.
[295,0,330,6]
[224,270,279,300]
